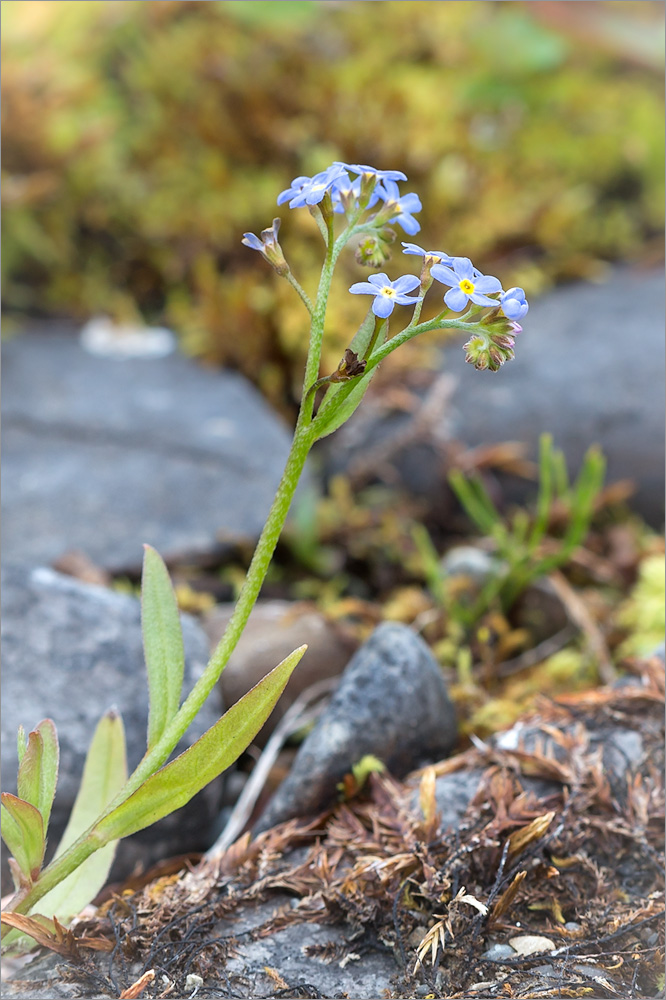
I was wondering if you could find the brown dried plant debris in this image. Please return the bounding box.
[30,657,665,998]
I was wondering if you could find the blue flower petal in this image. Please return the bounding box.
[367,272,391,288]
[452,257,474,280]
[392,274,421,293]
[241,233,264,251]
[402,242,426,256]
[372,295,395,318]
[393,212,421,235]
[444,287,469,311]
[474,275,502,294]
[469,291,501,307]
[349,282,379,295]
[430,263,458,287]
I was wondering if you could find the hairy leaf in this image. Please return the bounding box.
[16,720,59,832]
[141,545,185,751]
[94,645,306,842]
[1,794,44,880]
[33,711,127,925]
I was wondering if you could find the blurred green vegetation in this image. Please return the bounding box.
[2,0,664,404]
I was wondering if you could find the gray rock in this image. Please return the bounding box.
[330,267,665,527]
[0,563,222,885]
[440,546,502,582]
[482,943,517,961]
[222,896,400,999]
[203,599,356,743]
[255,621,457,832]
[495,718,645,801]
[2,325,302,572]
[2,893,404,998]
[411,769,485,833]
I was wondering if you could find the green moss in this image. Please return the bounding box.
[2,1,663,403]
[616,554,666,658]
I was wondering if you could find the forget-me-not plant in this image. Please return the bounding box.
[1,161,527,949]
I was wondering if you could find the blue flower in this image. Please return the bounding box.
[277,164,347,208]
[349,272,420,318]
[376,180,422,235]
[241,217,281,253]
[500,287,529,321]
[337,162,408,182]
[401,242,453,264]
[241,218,288,273]
[430,257,502,311]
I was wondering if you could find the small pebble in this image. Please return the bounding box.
[564,921,581,931]
[483,943,516,961]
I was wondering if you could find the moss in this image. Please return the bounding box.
[2,1,663,404]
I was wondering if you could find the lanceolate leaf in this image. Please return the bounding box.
[1,794,45,880]
[33,711,127,926]
[16,720,59,832]
[94,645,307,843]
[314,315,388,441]
[141,545,185,751]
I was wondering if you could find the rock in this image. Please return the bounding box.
[329,267,665,527]
[202,600,356,743]
[255,621,457,832]
[482,943,517,961]
[0,563,222,885]
[222,896,400,999]
[2,325,303,572]
[411,769,485,833]
[440,546,502,583]
[494,717,645,802]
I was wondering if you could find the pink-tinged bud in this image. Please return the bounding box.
[487,346,504,369]
[491,333,515,350]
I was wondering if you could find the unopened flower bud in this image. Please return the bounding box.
[355,229,395,268]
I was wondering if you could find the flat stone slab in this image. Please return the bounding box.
[1,563,222,882]
[2,325,300,572]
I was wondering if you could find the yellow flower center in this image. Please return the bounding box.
[381,287,396,298]
[459,278,475,294]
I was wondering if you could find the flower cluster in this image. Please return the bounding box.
[243,161,529,372]
[276,162,423,235]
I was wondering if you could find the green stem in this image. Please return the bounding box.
[6,413,318,922]
[285,272,313,315]
[5,215,368,924]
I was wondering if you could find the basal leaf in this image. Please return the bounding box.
[35,719,59,831]
[141,545,185,751]
[17,731,44,813]
[34,711,127,926]
[94,645,307,843]
[16,720,59,832]
[1,794,44,880]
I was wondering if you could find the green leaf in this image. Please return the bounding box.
[313,308,381,440]
[313,370,375,441]
[94,645,307,843]
[16,720,59,832]
[1,794,45,880]
[16,726,27,765]
[33,711,127,925]
[141,545,185,751]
